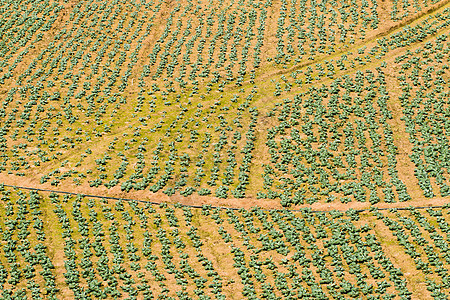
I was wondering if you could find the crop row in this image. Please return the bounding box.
[0,186,415,299]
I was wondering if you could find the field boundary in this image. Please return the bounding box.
[2,183,449,213]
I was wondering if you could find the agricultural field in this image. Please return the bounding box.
[0,0,448,206]
[4,186,450,299]
[0,186,438,299]
[0,0,450,298]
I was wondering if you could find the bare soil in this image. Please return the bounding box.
[2,172,450,212]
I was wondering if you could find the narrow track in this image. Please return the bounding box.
[2,183,450,213]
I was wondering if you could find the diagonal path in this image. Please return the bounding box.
[2,181,450,213]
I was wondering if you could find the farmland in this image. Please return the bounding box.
[0,0,450,298]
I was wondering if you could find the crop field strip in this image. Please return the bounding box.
[260,27,450,206]
[0,8,446,209]
[5,185,449,299]
[6,184,450,298]
[0,0,449,207]
[1,0,450,298]
[5,183,450,213]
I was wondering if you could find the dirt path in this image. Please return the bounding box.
[2,172,450,212]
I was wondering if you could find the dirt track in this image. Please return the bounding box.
[2,172,449,212]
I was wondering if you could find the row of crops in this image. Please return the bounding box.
[2,0,450,299]
[0,0,447,106]
[0,0,449,206]
[1,0,440,95]
[5,186,450,298]
[0,186,427,299]
[260,67,411,206]
[2,0,447,102]
[394,34,450,198]
[374,207,450,299]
